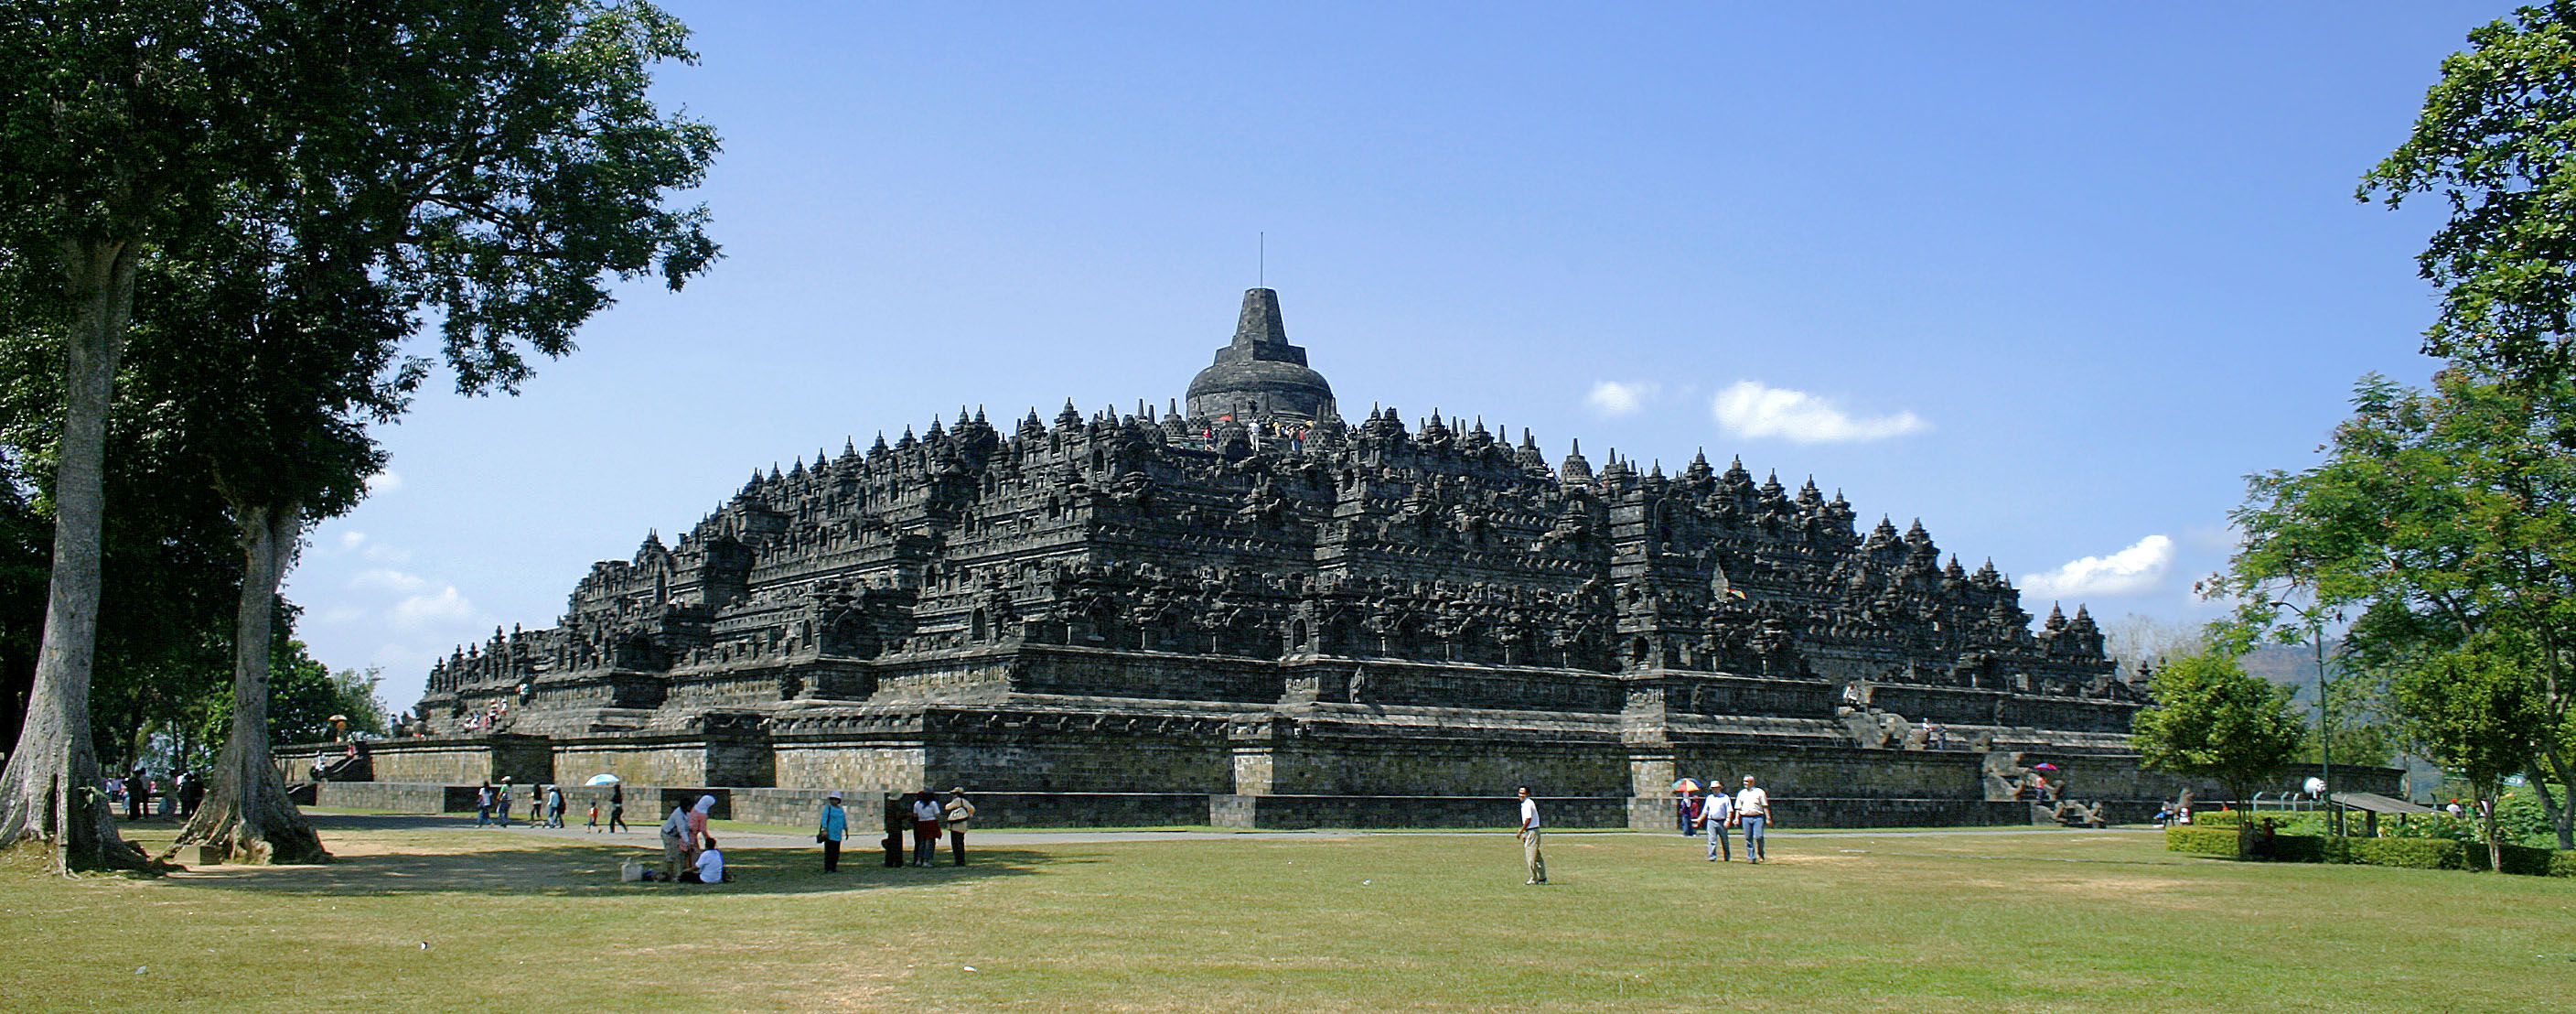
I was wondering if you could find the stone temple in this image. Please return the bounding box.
[339,289,2230,827]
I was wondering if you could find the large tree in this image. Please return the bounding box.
[0,1,264,870]
[2215,370,2576,849]
[151,2,719,865]
[2131,650,2309,851]
[2367,0,2576,388]
[0,0,717,871]
[2392,637,2551,871]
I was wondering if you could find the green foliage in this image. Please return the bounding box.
[2164,826,2243,857]
[2394,639,2549,797]
[2366,0,2576,383]
[2494,780,2570,845]
[2341,836,2474,871]
[2131,652,2309,802]
[193,629,385,753]
[2163,821,2570,874]
[2212,367,2576,853]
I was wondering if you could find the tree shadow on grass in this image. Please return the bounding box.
[156,839,1080,898]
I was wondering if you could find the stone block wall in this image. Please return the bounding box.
[1009,647,1285,706]
[359,736,551,785]
[776,743,926,792]
[1628,794,2034,830]
[959,792,1208,828]
[1280,658,1626,714]
[1211,793,1629,829]
[311,781,454,814]
[929,732,1232,794]
[1256,734,1626,797]
[1670,745,1985,801]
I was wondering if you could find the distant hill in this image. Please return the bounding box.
[2239,642,2331,702]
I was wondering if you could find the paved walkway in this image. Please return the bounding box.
[309,810,2148,850]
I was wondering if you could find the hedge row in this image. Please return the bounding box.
[2163,826,2576,876]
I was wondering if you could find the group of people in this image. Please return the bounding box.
[1519,773,1776,883]
[624,786,976,881]
[106,768,204,822]
[657,795,728,883]
[1669,776,1774,863]
[470,777,580,829]
[1695,775,1771,864]
[853,788,975,869]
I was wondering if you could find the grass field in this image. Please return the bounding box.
[6,817,2572,1012]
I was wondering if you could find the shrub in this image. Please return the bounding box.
[2340,836,2470,871]
[2496,843,2561,877]
[2165,826,2243,857]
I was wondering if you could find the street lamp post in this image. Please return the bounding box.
[2270,599,2339,836]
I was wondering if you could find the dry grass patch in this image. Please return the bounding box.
[6,820,2573,1012]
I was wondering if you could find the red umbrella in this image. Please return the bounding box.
[2032,762,2059,771]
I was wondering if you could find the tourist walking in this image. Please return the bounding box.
[127,766,150,821]
[1704,782,1734,861]
[178,771,204,820]
[495,778,514,827]
[1677,787,1701,836]
[883,795,908,867]
[475,781,496,827]
[1516,785,1547,885]
[817,793,848,872]
[942,788,976,866]
[909,791,942,867]
[608,782,629,833]
[586,799,600,831]
[1735,774,1770,864]
[659,801,693,881]
[546,784,567,828]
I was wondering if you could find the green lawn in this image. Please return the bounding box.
[7,818,2571,1012]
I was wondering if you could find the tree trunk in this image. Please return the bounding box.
[0,238,151,872]
[2481,790,2505,874]
[174,501,327,864]
[2542,755,2575,851]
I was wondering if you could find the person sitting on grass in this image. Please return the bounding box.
[682,836,727,883]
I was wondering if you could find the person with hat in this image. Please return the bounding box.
[941,787,977,866]
[816,792,849,872]
[1703,780,1735,861]
[1734,774,1771,864]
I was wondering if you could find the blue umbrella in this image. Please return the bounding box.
[585,773,620,786]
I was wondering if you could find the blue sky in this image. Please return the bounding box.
[288,3,2500,710]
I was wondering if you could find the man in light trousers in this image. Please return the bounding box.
[1735,774,1770,864]
[1516,785,1548,885]
[1703,783,1735,861]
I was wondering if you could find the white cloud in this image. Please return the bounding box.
[1711,381,1927,444]
[315,605,368,624]
[391,586,479,631]
[1585,381,1658,416]
[2022,534,2175,600]
[364,469,403,495]
[339,531,368,550]
[350,567,430,594]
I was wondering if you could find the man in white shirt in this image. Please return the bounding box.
[1735,775,1771,864]
[1703,785,1735,861]
[687,836,725,883]
[1515,786,1548,885]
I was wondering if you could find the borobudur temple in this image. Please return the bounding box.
[334,288,2260,829]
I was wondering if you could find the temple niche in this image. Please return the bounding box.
[392,288,2195,828]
